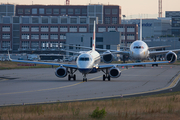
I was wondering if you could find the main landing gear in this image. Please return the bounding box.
[152,55,158,67]
[68,68,77,81]
[102,69,111,81]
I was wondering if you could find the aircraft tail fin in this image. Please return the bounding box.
[92,21,96,51]
[140,17,142,41]
[8,50,12,61]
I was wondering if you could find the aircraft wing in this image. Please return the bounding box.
[149,49,180,56]
[148,45,171,50]
[98,61,170,69]
[8,53,78,69]
[60,49,81,54]
[107,50,130,55]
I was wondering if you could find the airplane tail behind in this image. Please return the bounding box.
[140,17,142,41]
[92,21,96,51]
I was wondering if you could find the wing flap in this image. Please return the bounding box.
[11,59,78,69]
[148,45,171,50]
[149,49,180,56]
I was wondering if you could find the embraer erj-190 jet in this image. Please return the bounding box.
[8,21,177,81]
[63,19,180,66]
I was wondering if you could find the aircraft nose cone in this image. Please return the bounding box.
[133,51,144,59]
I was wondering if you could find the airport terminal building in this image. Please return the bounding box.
[122,18,172,40]
[166,11,180,36]
[0,4,138,53]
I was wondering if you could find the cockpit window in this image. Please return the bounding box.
[133,46,144,49]
[79,57,90,61]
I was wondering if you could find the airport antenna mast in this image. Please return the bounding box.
[158,0,162,17]
[66,0,70,5]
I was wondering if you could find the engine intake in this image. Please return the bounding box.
[108,67,121,78]
[165,51,177,63]
[102,51,114,63]
[55,67,67,78]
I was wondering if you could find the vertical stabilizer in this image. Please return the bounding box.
[140,17,142,41]
[92,21,96,51]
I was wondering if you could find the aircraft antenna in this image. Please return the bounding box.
[66,0,70,5]
[158,0,162,17]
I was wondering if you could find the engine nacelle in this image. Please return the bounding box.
[108,67,121,78]
[165,51,177,64]
[102,51,114,63]
[55,67,67,78]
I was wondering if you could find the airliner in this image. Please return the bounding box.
[8,21,177,81]
[63,19,180,66]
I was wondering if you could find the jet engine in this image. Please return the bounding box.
[102,51,114,63]
[108,67,121,78]
[55,67,67,78]
[165,51,177,63]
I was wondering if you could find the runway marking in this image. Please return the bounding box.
[0,78,9,82]
[0,82,83,95]
[1,67,180,106]
[88,75,102,81]
[0,68,129,96]
[52,73,180,103]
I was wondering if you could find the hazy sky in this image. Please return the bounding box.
[2,0,180,18]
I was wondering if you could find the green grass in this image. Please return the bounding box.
[1,92,180,120]
[0,61,58,70]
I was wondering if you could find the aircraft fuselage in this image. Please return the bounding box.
[129,40,149,60]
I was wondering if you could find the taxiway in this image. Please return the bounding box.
[0,65,180,106]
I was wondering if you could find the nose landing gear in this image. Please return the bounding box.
[83,74,87,82]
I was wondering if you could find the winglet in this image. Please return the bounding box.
[8,50,12,61]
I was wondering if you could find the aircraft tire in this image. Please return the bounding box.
[103,75,105,81]
[73,74,76,81]
[68,75,71,81]
[108,76,111,81]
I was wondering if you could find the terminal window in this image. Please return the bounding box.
[82,8,87,15]
[46,8,52,14]
[25,9,30,14]
[18,9,23,14]
[13,17,19,23]
[105,17,110,24]
[61,9,66,15]
[42,17,48,23]
[105,9,111,14]
[68,9,73,14]
[32,17,39,23]
[39,8,44,14]
[32,8,37,14]
[80,18,86,24]
[51,18,58,23]
[53,9,59,14]
[112,9,118,14]
[61,18,67,23]
[2,41,10,48]
[75,9,80,14]
[70,18,77,24]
